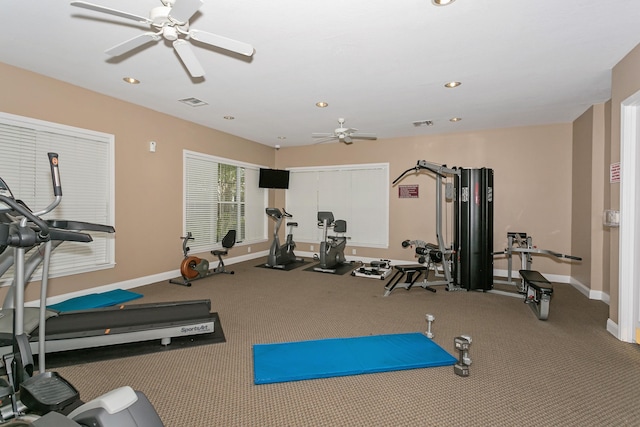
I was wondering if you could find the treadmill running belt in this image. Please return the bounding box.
[40,312,225,368]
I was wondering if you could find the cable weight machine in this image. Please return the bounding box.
[392,160,494,292]
[454,166,494,291]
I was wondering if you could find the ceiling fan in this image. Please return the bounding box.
[312,118,378,144]
[70,0,254,78]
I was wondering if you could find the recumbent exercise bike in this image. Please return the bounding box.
[313,211,348,274]
[169,229,236,286]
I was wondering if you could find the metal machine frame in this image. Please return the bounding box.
[393,161,460,291]
[392,160,494,292]
[493,232,582,320]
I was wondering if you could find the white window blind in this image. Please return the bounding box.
[183,150,266,253]
[287,163,389,248]
[0,112,115,285]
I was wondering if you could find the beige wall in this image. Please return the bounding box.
[2,61,579,303]
[603,100,612,301]
[276,125,575,274]
[0,62,275,302]
[609,43,640,323]
[571,103,608,296]
[572,106,594,288]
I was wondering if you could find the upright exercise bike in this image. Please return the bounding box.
[314,211,348,274]
[265,208,303,269]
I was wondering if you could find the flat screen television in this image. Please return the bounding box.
[259,168,290,189]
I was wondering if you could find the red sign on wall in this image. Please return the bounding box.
[399,185,419,198]
[610,162,620,183]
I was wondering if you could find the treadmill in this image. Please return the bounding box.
[0,153,217,364]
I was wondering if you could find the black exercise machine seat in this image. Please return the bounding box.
[333,220,347,234]
[211,229,236,274]
[519,270,553,294]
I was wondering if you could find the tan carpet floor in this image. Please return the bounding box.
[53,259,640,426]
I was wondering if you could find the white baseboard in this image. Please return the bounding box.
[34,253,611,308]
[297,251,417,267]
[32,251,270,307]
[607,318,619,339]
[493,268,610,304]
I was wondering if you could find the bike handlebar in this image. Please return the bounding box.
[48,153,62,197]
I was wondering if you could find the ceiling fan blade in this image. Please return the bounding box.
[105,32,160,56]
[70,1,152,24]
[189,29,255,57]
[312,133,334,138]
[342,136,353,144]
[169,0,203,24]
[313,137,337,144]
[173,39,205,77]
[351,134,378,140]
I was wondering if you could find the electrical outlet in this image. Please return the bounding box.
[352,249,357,255]
[248,246,251,253]
[310,245,314,251]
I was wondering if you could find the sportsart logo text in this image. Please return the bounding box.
[180,324,213,334]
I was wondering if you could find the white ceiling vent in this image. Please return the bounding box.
[179,97,208,107]
[413,120,434,127]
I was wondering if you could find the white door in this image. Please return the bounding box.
[619,92,640,343]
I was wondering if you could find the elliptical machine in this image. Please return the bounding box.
[0,153,164,426]
[265,208,303,269]
[313,211,348,274]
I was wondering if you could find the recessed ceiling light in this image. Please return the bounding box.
[450,117,462,122]
[444,81,461,88]
[223,116,235,120]
[123,77,139,84]
[432,0,455,5]
[315,101,329,108]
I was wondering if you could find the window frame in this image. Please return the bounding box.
[182,150,267,254]
[0,112,115,286]
[286,163,389,249]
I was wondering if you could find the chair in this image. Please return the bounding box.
[211,229,236,275]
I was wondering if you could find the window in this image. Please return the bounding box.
[183,150,266,253]
[286,163,389,248]
[0,112,115,285]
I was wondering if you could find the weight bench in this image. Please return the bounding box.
[519,270,553,320]
[383,264,437,297]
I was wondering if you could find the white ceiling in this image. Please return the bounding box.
[3,0,640,148]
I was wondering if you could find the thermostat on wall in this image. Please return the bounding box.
[603,209,620,227]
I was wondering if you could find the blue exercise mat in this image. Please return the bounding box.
[48,289,143,312]
[253,332,456,385]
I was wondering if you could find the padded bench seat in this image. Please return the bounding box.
[393,264,428,273]
[384,264,433,297]
[519,270,553,294]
